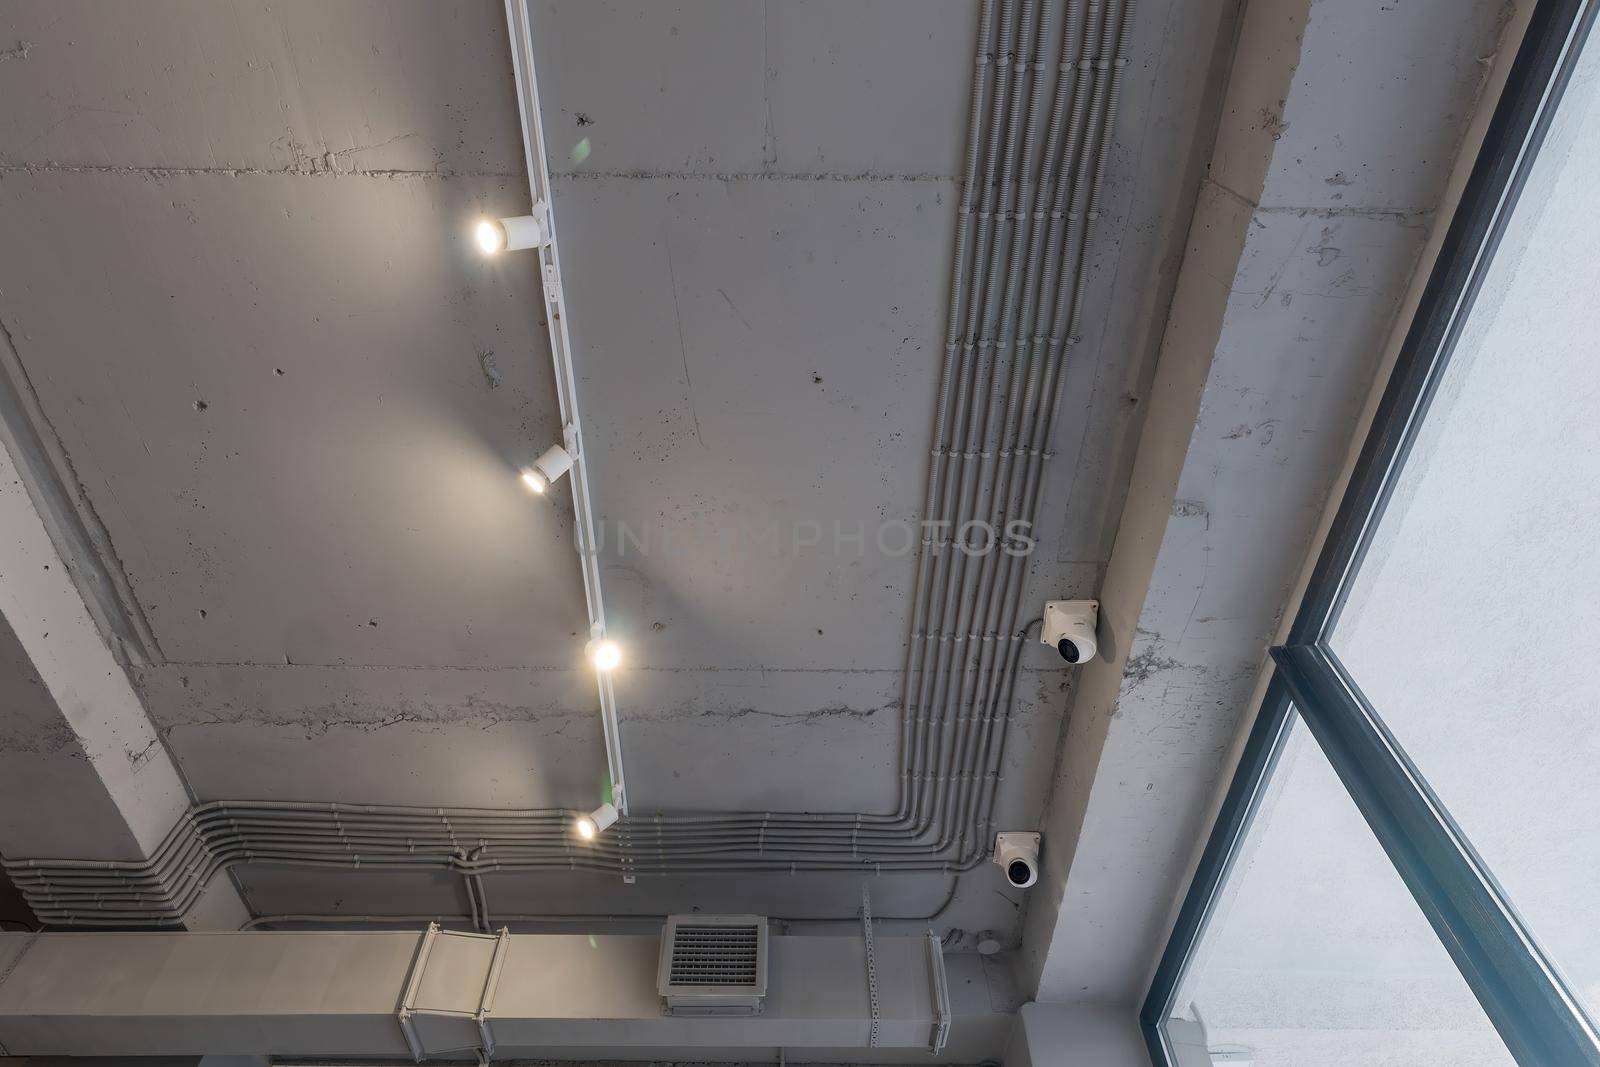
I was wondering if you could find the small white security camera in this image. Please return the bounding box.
[994,831,1040,889]
[1043,599,1098,664]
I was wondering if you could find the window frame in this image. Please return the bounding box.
[1140,1,1600,1063]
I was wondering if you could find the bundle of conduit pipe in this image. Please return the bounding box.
[5,0,1135,927]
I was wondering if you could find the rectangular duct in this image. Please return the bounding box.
[0,927,951,1059]
[657,915,768,1016]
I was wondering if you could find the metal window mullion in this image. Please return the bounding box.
[1273,643,1600,1067]
[1138,675,1296,1057]
[502,0,627,813]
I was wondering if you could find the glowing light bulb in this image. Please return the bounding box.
[574,802,618,840]
[475,218,506,255]
[474,211,547,255]
[519,445,572,496]
[588,638,622,671]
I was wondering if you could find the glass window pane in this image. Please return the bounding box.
[1162,713,1510,1066]
[1329,25,1600,1019]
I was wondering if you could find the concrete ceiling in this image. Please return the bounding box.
[0,2,1540,1062]
[0,0,1229,938]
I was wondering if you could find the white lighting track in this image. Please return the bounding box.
[502,0,628,815]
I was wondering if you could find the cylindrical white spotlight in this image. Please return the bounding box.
[574,802,619,840]
[475,213,548,255]
[520,444,574,494]
[586,637,622,671]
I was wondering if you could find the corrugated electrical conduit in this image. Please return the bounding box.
[4,0,1137,925]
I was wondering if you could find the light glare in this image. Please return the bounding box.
[521,469,547,494]
[475,219,505,255]
[574,802,618,840]
[589,639,622,671]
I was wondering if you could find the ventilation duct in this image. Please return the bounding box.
[657,915,768,1016]
[0,927,952,1059]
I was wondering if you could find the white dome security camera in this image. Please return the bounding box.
[994,831,1040,889]
[1042,599,1098,664]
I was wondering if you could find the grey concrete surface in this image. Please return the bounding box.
[530,0,978,178]
[0,432,246,927]
[0,0,1564,1061]
[1020,0,1517,1007]
[0,0,1226,945]
[0,605,153,861]
[1003,1002,1147,1067]
[0,1,525,177]
[0,170,577,668]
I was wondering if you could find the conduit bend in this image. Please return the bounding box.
[6,0,1140,925]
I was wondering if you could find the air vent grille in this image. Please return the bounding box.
[668,923,760,985]
[657,914,768,1016]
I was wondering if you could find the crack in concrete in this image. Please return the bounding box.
[477,349,503,390]
[1205,176,1432,224]
[551,168,957,184]
[663,236,707,450]
[0,720,86,757]
[158,699,597,740]
[0,161,518,182]
[279,132,420,176]
[1170,499,1211,530]
[152,661,572,673]
[150,661,907,674]
[1258,202,1432,224]
[125,737,159,771]
[636,665,902,675]
[154,698,885,737]
[760,0,778,171]
[652,704,883,726]
[1122,645,1183,690]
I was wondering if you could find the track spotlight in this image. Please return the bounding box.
[520,444,573,494]
[574,802,618,840]
[587,637,622,671]
[474,209,549,256]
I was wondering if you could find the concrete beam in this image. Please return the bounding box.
[1002,1002,1147,1067]
[0,370,246,930]
[1018,0,1517,1005]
